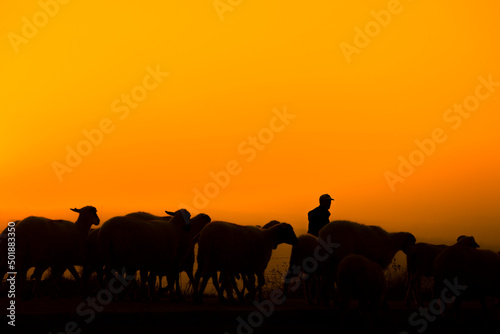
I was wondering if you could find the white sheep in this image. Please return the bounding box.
[318,220,415,306]
[405,235,479,306]
[97,208,191,299]
[433,238,500,319]
[4,207,100,298]
[283,233,322,304]
[194,221,298,303]
[337,254,386,324]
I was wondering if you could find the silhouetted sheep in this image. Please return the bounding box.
[194,221,298,303]
[318,220,415,305]
[97,209,191,299]
[283,233,322,304]
[337,254,386,325]
[405,235,479,306]
[433,237,500,319]
[159,213,211,297]
[3,207,99,298]
[123,210,210,297]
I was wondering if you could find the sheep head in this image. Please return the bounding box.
[456,235,480,248]
[272,222,298,249]
[395,232,416,255]
[166,209,191,232]
[71,206,100,226]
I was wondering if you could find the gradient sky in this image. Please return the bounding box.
[1,1,499,249]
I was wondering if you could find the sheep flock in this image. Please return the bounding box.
[1,206,499,326]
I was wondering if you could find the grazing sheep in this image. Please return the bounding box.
[318,220,415,305]
[433,238,500,319]
[337,254,386,324]
[405,236,479,306]
[194,221,298,304]
[98,209,191,299]
[283,233,322,304]
[4,207,100,298]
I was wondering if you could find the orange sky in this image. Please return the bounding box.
[1,1,499,249]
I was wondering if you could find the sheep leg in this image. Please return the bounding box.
[246,273,256,301]
[232,275,245,302]
[404,273,415,307]
[174,271,184,301]
[167,270,182,301]
[186,268,196,294]
[305,275,318,305]
[50,266,67,299]
[17,266,31,300]
[256,272,265,302]
[213,272,223,297]
[147,270,159,301]
[140,269,153,300]
[321,270,336,307]
[158,274,169,296]
[32,265,48,298]
[66,265,83,296]
[194,273,211,304]
[220,272,235,304]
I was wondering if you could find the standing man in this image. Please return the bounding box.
[307,194,334,237]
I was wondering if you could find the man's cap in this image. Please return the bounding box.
[320,194,334,201]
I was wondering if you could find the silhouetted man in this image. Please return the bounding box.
[307,194,334,237]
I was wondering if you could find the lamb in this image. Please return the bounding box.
[283,233,322,304]
[433,238,500,319]
[405,235,479,306]
[194,221,298,303]
[97,209,191,299]
[2,207,100,298]
[318,220,415,305]
[336,254,386,324]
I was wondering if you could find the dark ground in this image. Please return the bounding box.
[2,296,500,334]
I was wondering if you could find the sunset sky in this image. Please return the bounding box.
[1,1,499,249]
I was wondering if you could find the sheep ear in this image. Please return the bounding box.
[165,210,176,216]
[70,208,80,213]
